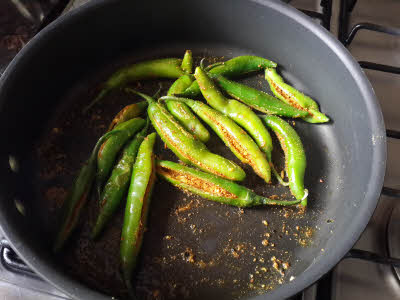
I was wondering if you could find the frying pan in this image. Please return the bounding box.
[0,0,386,299]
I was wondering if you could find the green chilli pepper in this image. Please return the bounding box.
[193,66,288,186]
[121,132,157,296]
[179,56,277,98]
[181,50,193,73]
[209,73,307,118]
[108,101,148,131]
[91,120,149,239]
[84,57,188,113]
[128,89,245,181]
[96,118,146,197]
[53,130,120,252]
[194,66,273,158]
[264,68,329,123]
[165,75,210,142]
[261,115,308,206]
[162,97,271,183]
[157,160,301,207]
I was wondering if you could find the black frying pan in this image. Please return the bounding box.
[0,0,386,299]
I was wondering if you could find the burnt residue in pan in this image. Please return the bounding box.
[33,49,332,300]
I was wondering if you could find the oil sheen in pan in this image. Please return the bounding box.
[33,45,333,300]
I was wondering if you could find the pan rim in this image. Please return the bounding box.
[0,0,386,299]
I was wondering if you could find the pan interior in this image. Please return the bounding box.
[0,1,384,300]
[30,44,343,300]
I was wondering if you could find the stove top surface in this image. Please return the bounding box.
[0,0,399,299]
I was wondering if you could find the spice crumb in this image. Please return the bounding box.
[282,262,290,270]
[231,249,240,259]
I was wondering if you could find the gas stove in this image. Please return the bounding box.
[0,0,399,299]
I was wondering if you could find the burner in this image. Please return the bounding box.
[387,205,400,282]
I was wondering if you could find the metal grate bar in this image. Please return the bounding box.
[300,9,325,19]
[320,0,332,30]
[359,62,400,75]
[381,130,400,198]
[345,22,400,46]
[382,187,400,198]
[387,129,400,139]
[338,0,351,43]
[35,0,71,33]
[347,0,358,13]
[299,0,332,31]
[344,249,400,267]
[339,0,400,74]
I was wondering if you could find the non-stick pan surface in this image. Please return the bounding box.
[0,1,386,300]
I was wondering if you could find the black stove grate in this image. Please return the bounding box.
[339,0,400,76]
[337,0,400,293]
[338,0,400,196]
[286,0,332,30]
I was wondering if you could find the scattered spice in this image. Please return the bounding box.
[181,248,195,263]
[231,248,240,259]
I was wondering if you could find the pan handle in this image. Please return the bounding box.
[344,249,400,267]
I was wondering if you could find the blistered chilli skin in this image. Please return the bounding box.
[156,160,301,207]
[180,55,277,98]
[181,50,193,74]
[210,74,308,118]
[121,133,157,296]
[148,101,245,181]
[166,98,271,183]
[265,68,318,109]
[126,89,246,181]
[84,58,186,112]
[194,67,273,159]
[166,74,210,142]
[208,56,277,77]
[96,118,146,196]
[158,168,238,199]
[108,101,148,131]
[261,115,307,206]
[227,101,271,152]
[265,68,329,124]
[53,130,121,252]
[91,120,149,239]
[269,80,305,111]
